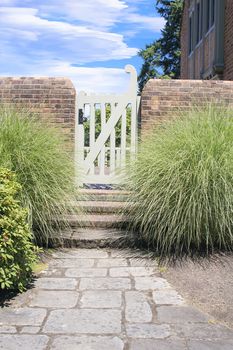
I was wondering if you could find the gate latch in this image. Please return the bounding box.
[78,109,84,124]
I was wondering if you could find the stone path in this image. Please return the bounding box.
[1,248,233,350]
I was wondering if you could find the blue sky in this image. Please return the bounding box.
[0,0,164,92]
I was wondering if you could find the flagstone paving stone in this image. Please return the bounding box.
[43,309,122,334]
[129,338,187,350]
[0,308,47,326]
[20,326,41,334]
[0,326,17,333]
[109,266,155,277]
[80,290,122,308]
[1,248,233,350]
[153,289,185,306]
[65,267,108,277]
[50,336,124,350]
[134,276,170,290]
[96,258,128,267]
[79,277,131,290]
[125,291,152,323]
[50,258,95,268]
[29,290,79,308]
[157,305,209,324]
[126,323,172,338]
[0,335,49,350]
[187,339,233,350]
[34,277,78,290]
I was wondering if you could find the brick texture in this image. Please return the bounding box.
[181,0,216,80]
[141,79,233,132]
[0,77,76,146]
[181,0,233,80]
[180,0,189,79]
[224,0,233,80]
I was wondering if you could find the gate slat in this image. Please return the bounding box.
[100,103,106,176]
[116,148,121,169]
[121,107,127,167]
[131,101,137,159]
[89,103,95,175]
[110,103,116,173]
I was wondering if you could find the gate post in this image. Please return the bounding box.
[125,65,138,159]
[75,91,85,186]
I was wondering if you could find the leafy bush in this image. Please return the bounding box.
[126,105,233,257]
[0,105,76,245]
[0,168,38,292]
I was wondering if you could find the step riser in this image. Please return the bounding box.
[68,201,129,215]
[69,221,126,229]
[50,236,126,249]
[50,228,126,249]
[79,195,128,202]
[67,205,123,214]
[68,189,130,232]
[79,189,130,203]
[82,207,122,214]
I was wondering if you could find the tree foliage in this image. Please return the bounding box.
[138,0,183,92]
[84,105,131,147]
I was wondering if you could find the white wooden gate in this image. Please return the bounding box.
[75,65,139,185]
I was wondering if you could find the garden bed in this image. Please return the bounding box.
[162,253,233,329]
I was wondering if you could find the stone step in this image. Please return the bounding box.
[76,201,126,214]
[57,228,125,248]
[66,214,127,229]
[79,189,130,202]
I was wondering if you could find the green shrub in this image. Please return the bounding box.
[126,104,233,257]
[0,105,77,245]
[0,168,38,292]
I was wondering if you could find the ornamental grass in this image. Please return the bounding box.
[0,105,77,245]
[126,104,233,257]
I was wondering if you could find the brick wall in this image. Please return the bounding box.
[141,79,233,132]
[0,77,76,145]
[180,0,189,79]
[224,0,233,80]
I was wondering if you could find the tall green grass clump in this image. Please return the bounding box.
[0,105,76,245]
[127,104,233,257]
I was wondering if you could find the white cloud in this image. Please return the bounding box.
[50,64,131,93]
[0,0,163,93]
[126,14,165,31]
[40,0,164,33]
[0,57,131,93]
[0,7,138,63]
[2,0,164,33]
[16,0,128,30]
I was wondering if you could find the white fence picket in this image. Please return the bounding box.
[121,108,127,167]
[100,103,106,176]
[89,103,95,175]
[110,103,116,173]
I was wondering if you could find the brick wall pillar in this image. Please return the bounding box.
[141,79,233,133]
[0,77,76,146]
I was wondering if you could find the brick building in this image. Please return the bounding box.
[181,0,233,80]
